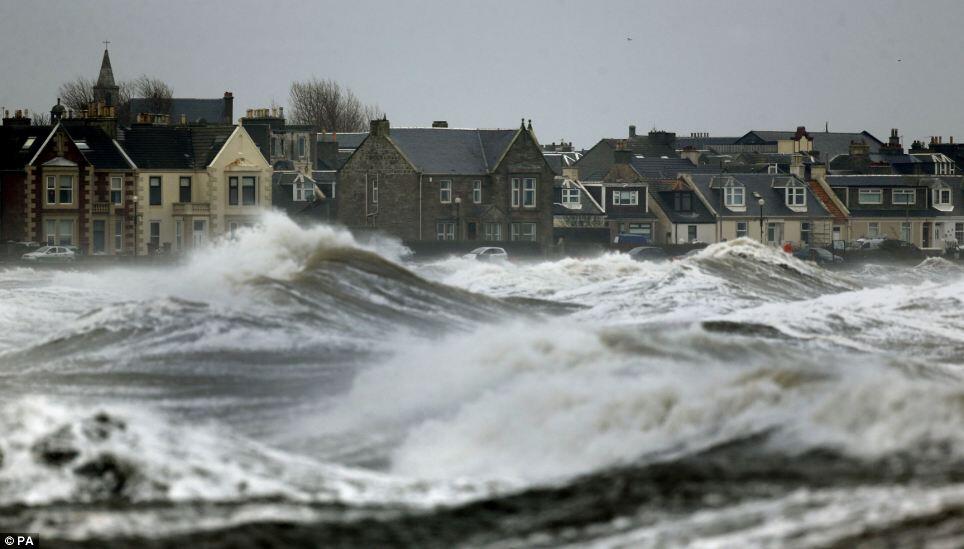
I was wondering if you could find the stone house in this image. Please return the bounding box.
[338,119,554,248]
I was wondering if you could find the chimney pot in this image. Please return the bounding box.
[279,107,283,118]
[629,125,636,138]
[432,120,448,128]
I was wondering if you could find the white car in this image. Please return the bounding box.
[22,246,76,262]
[463,247,508,261]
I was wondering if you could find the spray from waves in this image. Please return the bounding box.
[307,318,964,485]
[0,214,545,372]
[417,239,860,323]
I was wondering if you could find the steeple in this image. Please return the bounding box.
[93,45,120,107]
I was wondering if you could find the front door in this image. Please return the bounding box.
[766,222,783,245]
[467,222,478,240]
[192,219,207,248]
[923,222,931,248]
[92,220,106,254]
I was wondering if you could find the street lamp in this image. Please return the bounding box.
[753,193,765,244]
[131,195,138,257]
[454,196,462,240]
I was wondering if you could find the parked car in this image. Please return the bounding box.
[22,246,76,262]
[849,238,925,262]
[793,247,844,265]
[463,247,508,262]
[627,246,669,262]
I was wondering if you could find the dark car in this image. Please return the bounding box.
[848,238,925,262]
[627,246,669,262]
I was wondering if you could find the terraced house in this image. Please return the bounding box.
[122,120,271,254]
[338,119,554,248]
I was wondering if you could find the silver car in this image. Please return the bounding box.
[463,247,509,261]
[22,246,77,262]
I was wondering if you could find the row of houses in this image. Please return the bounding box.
[2,48,964,256]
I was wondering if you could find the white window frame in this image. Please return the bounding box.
[110,176,123,205]
[178,176,192,203]
[114,218,123,252]
[868,222,880,237]
[371,178,378,204]
[562,187,581,205]
[858,188,883,205]
[934,187,952,206]
[612,190,639,206]
[293,181,307,202]
[149,176,162,206]
[46,175,56,204]
[511,178,521,207]
[436,222,455,240]
[522,178,537,207]
[439,180,452,204]
[149,220,161,251]
[510,222,537,242]
[892,188,915,205]
[297,136,307,159]
[472,180,482,204]
[736,221,748,238]
[786,187,805,207]
[174,219,183,250]
[483,222,502,241]
[901,221,912,242]
[724,186,745,207]
[241,176,257,206]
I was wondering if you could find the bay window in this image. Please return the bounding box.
[510,222,537,242]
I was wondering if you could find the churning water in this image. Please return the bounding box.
[2,212,964,548]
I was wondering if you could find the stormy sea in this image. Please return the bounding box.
[2,212,964,548]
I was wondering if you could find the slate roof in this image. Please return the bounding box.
[121,126,193,169]
[130,98,230,124]
[0,126,54,170]
[543,151,582,175]
[688,173,833,218]
[552,179,604,216]
[825,175,964,218]
[675,136,740,151]
[824,175,934,187]
[650,188,716,224]
[121,125,235,170]
[62,125,133,170]
[630,157,722,179]
[386,128,520,174]
[737,130,884,161]
[318,132,368,149]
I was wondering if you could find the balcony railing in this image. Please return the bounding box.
[91,202,110,214]
[172,202,211,216]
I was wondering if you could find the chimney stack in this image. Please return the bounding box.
[370,117,390,137]
[223,91,234,124]
[629,125,636,138]
[432,120,448,128]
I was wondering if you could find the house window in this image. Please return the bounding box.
[522,178,536,207]
[736,221,748,238]
[114,218,123,252]
[58,175,73,204]
[786,187,805,207]
[293,181,310,202]
[901,222,912,242]
[483,223,502,241]
[724,186,745,207]
[228,177,239,205]
[562,187,580,205]
[868,222,880,237]
[956,223,964,244]
[175,219,182,250]
[801,221,812,244]
[511,178,520,207]
[934,187,952,206]
[241,176,257,205]
[510,222,537,242]
[149,176,162,205]
[371,178,378,204]
[271,137,280,157]
[892,189,915,205]
[858,188,882,205]
[674,192,692,211]
[110,176,123,205]
[179,177,192,203]
[149,221,161,251]
[297,136,306,158]
[436,222,455,240]
[439,180,452,203]
[44,219,74,245]
[625,223,652,236]
[472,180,482,204]
[612,190,639,206]
[766,222,781,244]
[46,176,56,204]
[687,225,698,242]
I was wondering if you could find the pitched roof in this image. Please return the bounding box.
[129,98,229,124]
[553,179,604,216]
[0,126,54,170]
[629,157,722,179]
[318,132,368,149]
[190,125,236,167]
[122,126,194,169]
[650,188,716,224]
[386,127,520,174]
[62,125,133,170]
[738,129,884,161]
[688,173,833,218]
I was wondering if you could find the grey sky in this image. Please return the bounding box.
[2,0,962,149]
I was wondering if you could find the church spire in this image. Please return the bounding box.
[96,46,116,88]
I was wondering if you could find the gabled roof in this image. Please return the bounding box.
[0,125,54,170]
[130,98,229,124]
[553,178,604,216]
[687,173,832,218]
[62,125,135,170]
[385,127,521,174]
[121,124,235,170]
[650,185,716,224]
[190,125,236,167]
[318,132,368,149]
[737,129,884,161]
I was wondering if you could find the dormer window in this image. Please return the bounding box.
[786,187,805,207]
[562,187,581,205]
[724,185,745,207]
[892,189,915,205]
[934,187,952,206]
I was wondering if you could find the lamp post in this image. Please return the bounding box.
[756,196,766,244]
[131,195,138,257]
[454,196,462,240]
